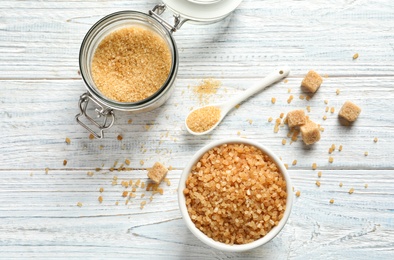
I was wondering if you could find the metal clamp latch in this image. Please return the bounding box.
[75,93,115,139]
[149,4,189,33]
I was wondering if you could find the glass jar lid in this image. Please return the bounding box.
[162,0,243,22]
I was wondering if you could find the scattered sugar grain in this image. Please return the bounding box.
[349,188,354,194]
[99,187,104,193]
[89,134,94,140]
[364,151,368,156]
[296,190,301,197]
[316,181,321,187]
[117,134,123,141]
[271,97,276,104]
[292,160,297,165]
[374,137,378,143]
[336,89,340,95]
[77,202,82,207]
[268,117,273,122]
[318,171,322,178]
[339,182,343,187]
[140,201,147,209]
[353,53,359,60]
[312,163,317,170]
[98,196,103,203]
[329,199,334,204]
[282,139,287,145]
[135,179,141,187]
[339,145,343,151]
[291,129,300,142]
[65,137,71,144]
[330,107,335,113]
[287,95,294,104]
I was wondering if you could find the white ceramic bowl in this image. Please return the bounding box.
[178,138,293,252]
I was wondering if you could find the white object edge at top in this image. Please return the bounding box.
[161,0,243,22]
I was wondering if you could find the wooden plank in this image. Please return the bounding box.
[1,77,393,170]
[0,1,393,79]
[0,169,392,258]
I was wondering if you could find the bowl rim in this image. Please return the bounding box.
[178,138,294,252]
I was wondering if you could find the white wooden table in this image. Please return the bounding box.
[1,0,393,258]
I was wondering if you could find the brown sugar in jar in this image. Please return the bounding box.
[91,26,172,103]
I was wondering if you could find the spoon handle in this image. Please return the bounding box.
[224,67,290,111]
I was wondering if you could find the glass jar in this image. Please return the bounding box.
[76,1,243,138]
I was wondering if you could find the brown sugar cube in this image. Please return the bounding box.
[338,101,361,125]
[300,120,321,145]
[301,70,323,93]
[286,110,306,128]
[147,162,168,184]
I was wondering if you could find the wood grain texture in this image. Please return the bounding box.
[1,0,393,259]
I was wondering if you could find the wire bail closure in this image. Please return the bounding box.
[75,93,115,139]
[149,4,189,33]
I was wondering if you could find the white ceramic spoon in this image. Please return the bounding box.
[185,66,290,135]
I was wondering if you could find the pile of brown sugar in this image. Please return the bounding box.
[184,143,287,245]
[91,26,172,102]
[193,78,221,105]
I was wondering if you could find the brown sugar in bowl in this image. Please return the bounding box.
[178,138,294,252]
